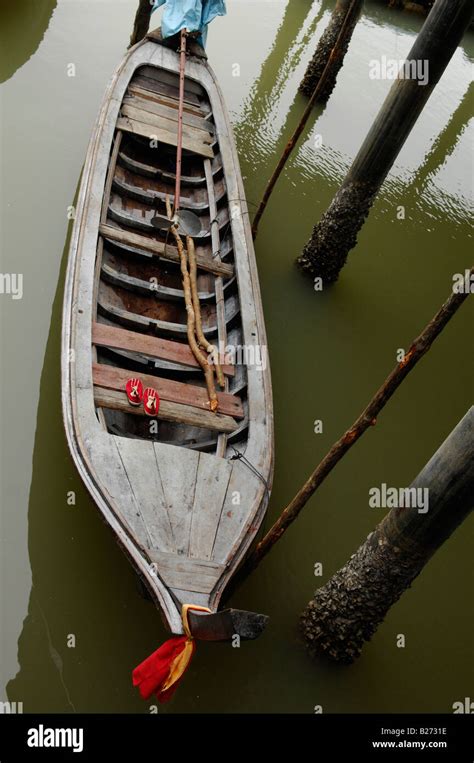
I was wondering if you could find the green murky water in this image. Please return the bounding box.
[1,0,472,713]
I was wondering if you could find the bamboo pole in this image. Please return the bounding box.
[298,0,474,281]
[299,0,364,101]
[129,0,154,48]
[251,0,362,240]
[236,268,472,579]
[300,406,474,663]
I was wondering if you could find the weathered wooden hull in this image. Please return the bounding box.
[61,35,273,636]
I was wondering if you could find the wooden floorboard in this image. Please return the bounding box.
[114,437,176,553]
[151,444,201,554]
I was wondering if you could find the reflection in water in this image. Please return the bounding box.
[237,0,473,223]
[234,0,326,179]
[6,199,169,712]
[5,216,81,712]
[0,0,57,83]
[409,82,474,194]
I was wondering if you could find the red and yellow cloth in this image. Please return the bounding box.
[132,604,210,703]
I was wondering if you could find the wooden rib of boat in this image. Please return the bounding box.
[61,30,274,639]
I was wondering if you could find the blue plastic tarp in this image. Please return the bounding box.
[152,0,226,47]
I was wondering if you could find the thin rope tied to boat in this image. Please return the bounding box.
[230,446,271,506]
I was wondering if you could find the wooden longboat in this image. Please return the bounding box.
[61,31,274,639]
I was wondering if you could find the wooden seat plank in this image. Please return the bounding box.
[120,103,214,145]
[92,322,234,376]
[124,91,214,133]
[132,74,201,108]
[117,116,214,159]
[139,65,205,97]
[92,363,244,419]
[129,80,205,117]
[99,224,234,278]
[94,387,238,433]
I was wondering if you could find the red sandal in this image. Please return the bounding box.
[143,387,160,417]
[126,378,143,407]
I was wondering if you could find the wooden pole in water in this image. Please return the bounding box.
[300,406,474,663]
[297,0,474,282]
[299,0,364,101]
[129,0,153,48]
[251,0,363,240]
[233,268,472,581]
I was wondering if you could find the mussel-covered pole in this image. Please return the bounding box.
[300,407,474,664]
[298,0,474,282]
[129,0,154,48]
[299,0,364,102]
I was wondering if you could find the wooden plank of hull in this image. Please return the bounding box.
[112,164,226,210]
[169,590,210,608]
[107,201,229,240]
[117,116,214,158]
[99,223,234,278]
[100,259,217,303]
[85,428,153,550]
[94,387,238,434]
[188,455,233,560]
[92,363,244,419]
[92,322,235,377]
[210,457,267,564]
[103,225,234,264]
[204,156,228,458]
[118,145,223,186]
[97,286,241,342]
[148,550,224,594]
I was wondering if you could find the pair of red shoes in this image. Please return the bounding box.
[126,378,160,416]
